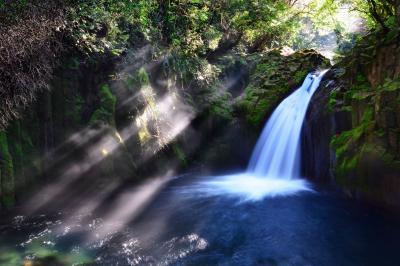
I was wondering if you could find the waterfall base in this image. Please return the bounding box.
[193,174,312,201]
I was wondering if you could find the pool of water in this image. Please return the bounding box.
[1,175,400,266]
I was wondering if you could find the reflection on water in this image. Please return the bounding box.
[1,175,400,266]
[0,210,208,265]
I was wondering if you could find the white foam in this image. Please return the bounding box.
[194,174,312,201]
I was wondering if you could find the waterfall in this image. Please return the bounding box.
[247,70,329,179]
[194,70,329,201]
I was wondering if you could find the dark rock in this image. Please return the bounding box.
[303,30,400,209]
[302,68,352,182]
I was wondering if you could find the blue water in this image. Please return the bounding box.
[1,177,400,266]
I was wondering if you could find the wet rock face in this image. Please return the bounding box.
[367,43,400,87]
[302,69,352,182]
[304,69,400,208]
[301,76,334,182]
[303,31,400,209]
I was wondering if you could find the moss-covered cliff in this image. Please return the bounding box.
[305,28,400,208]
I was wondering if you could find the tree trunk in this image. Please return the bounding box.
[367,0,389,31]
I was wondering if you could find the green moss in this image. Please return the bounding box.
[0,131,15,208]
[124,67,152,94]
[138,67,150,85]
[335,154,359,184]
[332,73,372,113]
[173,144,187,167]
[331,107,376,183]
[377,76,400,92]
[90,84,117,125]
[255,62,278,77]
[99,84,117,111]
[330,44,400,193]
[328,90,338,111]
[293,69,308,84]
[236,49,327,126]
[248,98,271,126]
[331,95,400,188]
[239,82,290,126]
[208,91,234,120]
[335,139,400,192]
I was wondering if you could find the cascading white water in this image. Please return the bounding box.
[247,70,329,179]
[193,70,329,201]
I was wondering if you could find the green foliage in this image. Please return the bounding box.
[220,0,296,47]
[307,0,398,32]
[90,84,116,125]
[288,0,352,56]
[170,52,218,85]
[331,74,373,112]
[331,107,376,181]
[65,0,158,55]
[331,108,375,158]
[124,66,151,94]
[208,91,234,120]
[330,75,400,183]
[329,22,400,187]
[99,0,300,55]
[68,0,297,56]
[378,77,400,92]
[245,97,276,126]
[237,49,328,126]
[137,67,150,85]
[328,90,339,111]
[340,0,398,31]
[293,70,308,84]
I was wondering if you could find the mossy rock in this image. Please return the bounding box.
[90,84,117,126]
[236,49,330,126]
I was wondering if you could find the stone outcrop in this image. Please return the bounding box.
[304,29,400,208]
